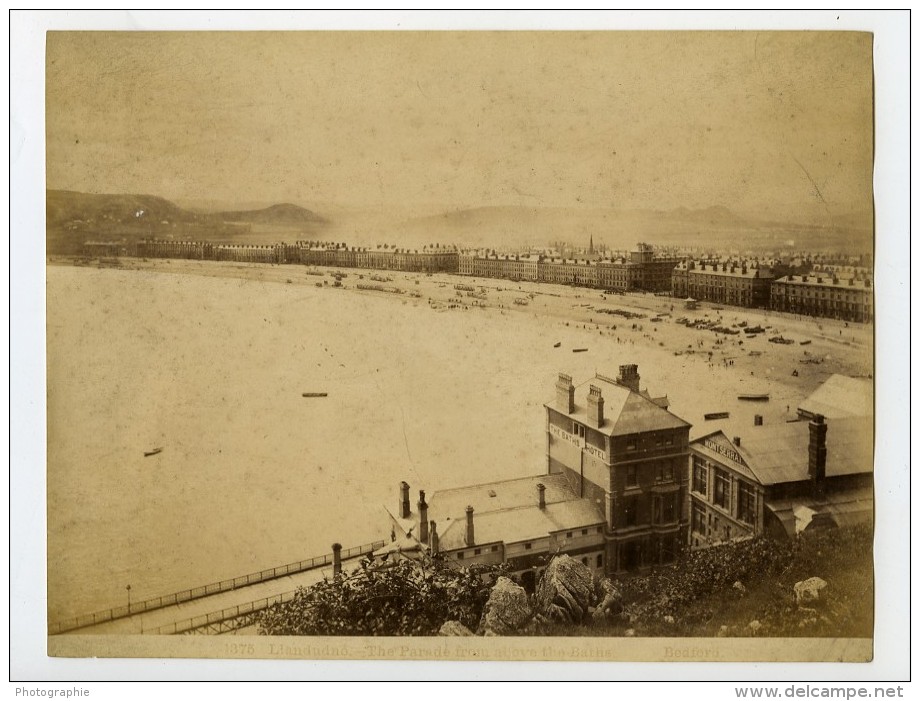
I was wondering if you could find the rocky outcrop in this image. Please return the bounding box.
[591,578,623,623]
[534,555,596,624]
[478,576,533,636]
[794,577,828,605]
[438,620,474,636]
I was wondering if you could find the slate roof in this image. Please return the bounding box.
[691,416,874,487]
[545,374,691,437]
[426,472,604,553]
[798,374,874,419]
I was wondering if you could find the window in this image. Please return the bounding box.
[491,545,499,552]
[626,438,637,451]
[663,494,676,523]
[474,548,481,556]
[566,531,573,539]
[624,496,639,527]
[581,557,589,566]
[457,551,464,560]
[573,423,585,439]
[713,468,731,510]
[596,554,603,569]
[626,464,638,487]
[524,542,532,550]
[692,457,708,495]
[659,462,674,481]
[738,482,757,525]
[691,503,706,535]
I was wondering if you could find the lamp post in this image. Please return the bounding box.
[126,584,132,612]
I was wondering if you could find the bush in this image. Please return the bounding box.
[258,554,508,636]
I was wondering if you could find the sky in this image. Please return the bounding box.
[45,30,874,221]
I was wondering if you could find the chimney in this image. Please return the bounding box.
[587,385,605,426]
[418,490,429,544]
[332,542,342,576]
[399,481,411,519]
[754,414,763,426]
[733,436,741,447]
[808,414,828,496]
[537,482,546,509]
[429,521,439,555]
[556,373,575,413]
[617,364,641,393]
[465,505,475,546]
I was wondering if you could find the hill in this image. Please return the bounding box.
[46,190,329,255]
[217,203,327,226]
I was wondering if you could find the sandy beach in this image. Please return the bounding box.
[45,258,873,623]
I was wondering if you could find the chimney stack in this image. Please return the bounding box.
[332,542,342,576]
[556,373,575,413]
[418,490,429,544]
[754,414,763,426]
[399,481,411,519]
[587,385,605,427]
[808,414,828,496]
[465,506,475,546]
[429,521,439,555]
[733,436,741,447]
[537,482,546,509]
[617,364,641,393]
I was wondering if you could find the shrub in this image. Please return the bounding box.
[258,554,508,636]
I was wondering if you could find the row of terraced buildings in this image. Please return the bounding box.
[82,238,873,322]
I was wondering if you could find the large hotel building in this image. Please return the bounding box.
[383,365,692,583]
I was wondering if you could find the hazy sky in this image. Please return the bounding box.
[46,31,873,219]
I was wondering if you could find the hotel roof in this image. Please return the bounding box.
[691,416,874,486]
[545,374,691,437]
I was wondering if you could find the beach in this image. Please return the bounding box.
[45,258,873,623]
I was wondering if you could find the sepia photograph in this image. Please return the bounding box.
[10,10,911,684]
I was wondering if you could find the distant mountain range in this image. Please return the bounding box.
[390,204,872,253]
[46,189,872,256]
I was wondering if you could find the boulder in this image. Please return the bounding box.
[478,576,533,636]
[733,581,747,594]
[591,578,624,623]
[794,577,828,605]
[534,555,597,624]
[438,620,474,636]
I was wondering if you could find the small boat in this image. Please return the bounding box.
[738,393,770,402]
[800,340,812,345]
[144,447,163,458]
[572,348,588,353]
[553,342,561,348]
[302,392,328,398]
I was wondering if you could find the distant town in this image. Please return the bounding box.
[81,238,874,323]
